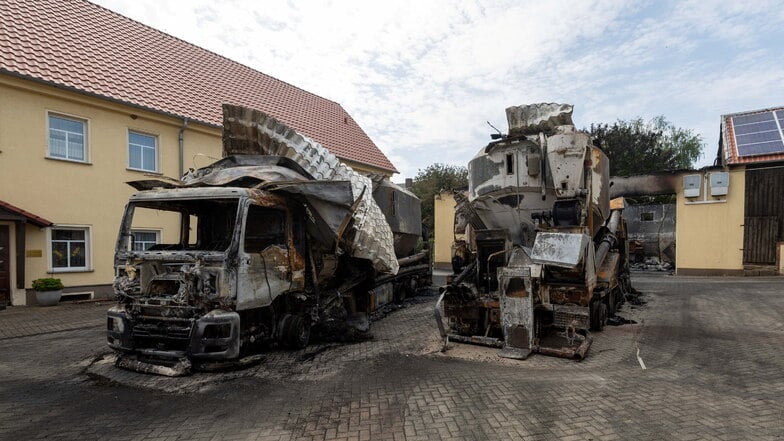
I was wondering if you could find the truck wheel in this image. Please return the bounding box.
[406,278,418,298]
[281,314,310,349]
[607,288,617,316]
[590,301,607,332]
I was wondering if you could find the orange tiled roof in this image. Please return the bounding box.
[721,107,784,166]
[0,0,397,173]
[0,199,53,227]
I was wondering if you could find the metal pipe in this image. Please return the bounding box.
[609,173,679,198]
[539,132,547,200]
[178,117,189,178]
[595,210,622,267]
[372,264,429,286]
[396,250,429,267]
[485,248,509,283]
[448,334,504,348]
[451,259,477,286]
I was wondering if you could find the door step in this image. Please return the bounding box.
[743,265,779,276]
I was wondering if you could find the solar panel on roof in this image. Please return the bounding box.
[731,111,784,157]
[733,120,778,135]
[733,112,774,125]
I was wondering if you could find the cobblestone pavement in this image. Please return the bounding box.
[0,301,108,339]
[0,274,782,440]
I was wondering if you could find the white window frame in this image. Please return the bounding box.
[127,130,159,173]
[47,225,92,273]
[130,229,161,251]
[47,112,89,163]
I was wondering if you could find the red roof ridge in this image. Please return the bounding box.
[87,0,345,108]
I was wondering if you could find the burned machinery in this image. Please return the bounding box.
[107,105,428,375]
[436,103,631,360]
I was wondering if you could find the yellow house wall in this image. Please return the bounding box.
[0,75,390,304]
[675,167,745,274]
[0,76,222,298]
[433,191,457,269]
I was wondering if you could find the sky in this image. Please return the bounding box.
[94,0,784,179]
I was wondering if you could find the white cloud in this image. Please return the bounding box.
[95,0,784,177]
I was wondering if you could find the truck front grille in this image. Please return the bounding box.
[132,319,193,352]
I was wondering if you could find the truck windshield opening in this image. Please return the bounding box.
[122,199,240,252]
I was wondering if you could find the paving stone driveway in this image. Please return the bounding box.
[0,274,782,440]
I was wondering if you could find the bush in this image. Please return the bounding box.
[32,278,64,292]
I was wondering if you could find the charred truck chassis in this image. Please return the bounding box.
[108,106,429,375]
[436,103,632,360]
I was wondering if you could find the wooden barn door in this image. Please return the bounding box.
[743,216,778,264]
[744,167,784,265]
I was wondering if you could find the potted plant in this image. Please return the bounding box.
[32,278,64,306]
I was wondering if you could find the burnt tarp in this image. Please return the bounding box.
[127,161,356,248]
[263,181,356,247]
[222,104,399,274]
[372,180,422,258]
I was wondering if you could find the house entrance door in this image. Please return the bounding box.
[0,226,10,306]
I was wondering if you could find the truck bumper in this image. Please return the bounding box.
[107,307,241,361]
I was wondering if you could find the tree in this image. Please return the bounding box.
[408,163,468,239]
[588,116,704,177]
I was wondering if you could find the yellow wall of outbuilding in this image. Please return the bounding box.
[433,191,457,269]
[675,167,745,275]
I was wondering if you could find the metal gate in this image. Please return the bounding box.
[743,216,778,264]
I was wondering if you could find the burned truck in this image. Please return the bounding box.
[107,105,428,375]
[435,103,631,360]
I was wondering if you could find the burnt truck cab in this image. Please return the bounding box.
[108,105,428,375]
[108,184,313,368]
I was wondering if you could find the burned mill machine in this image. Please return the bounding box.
[436,103,631,360]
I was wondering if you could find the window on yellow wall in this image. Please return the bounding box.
[50,226,90,272]
[128,131,158,172]
[131,230,160,251]
[48,114,87,162]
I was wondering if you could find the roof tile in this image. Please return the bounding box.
[0,199,53,227]
[0,0,397,173]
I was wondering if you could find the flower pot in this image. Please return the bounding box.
[35,289,62,306]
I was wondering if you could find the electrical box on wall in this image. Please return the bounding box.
[683,174,701,198]
[709,172,729,196]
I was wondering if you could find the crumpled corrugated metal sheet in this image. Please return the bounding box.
[222,104,399,275]
[506,103,574,136]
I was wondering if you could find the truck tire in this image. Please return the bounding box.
[590,301,607,332]
[280,314,310,349]
[607,287,620,316]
